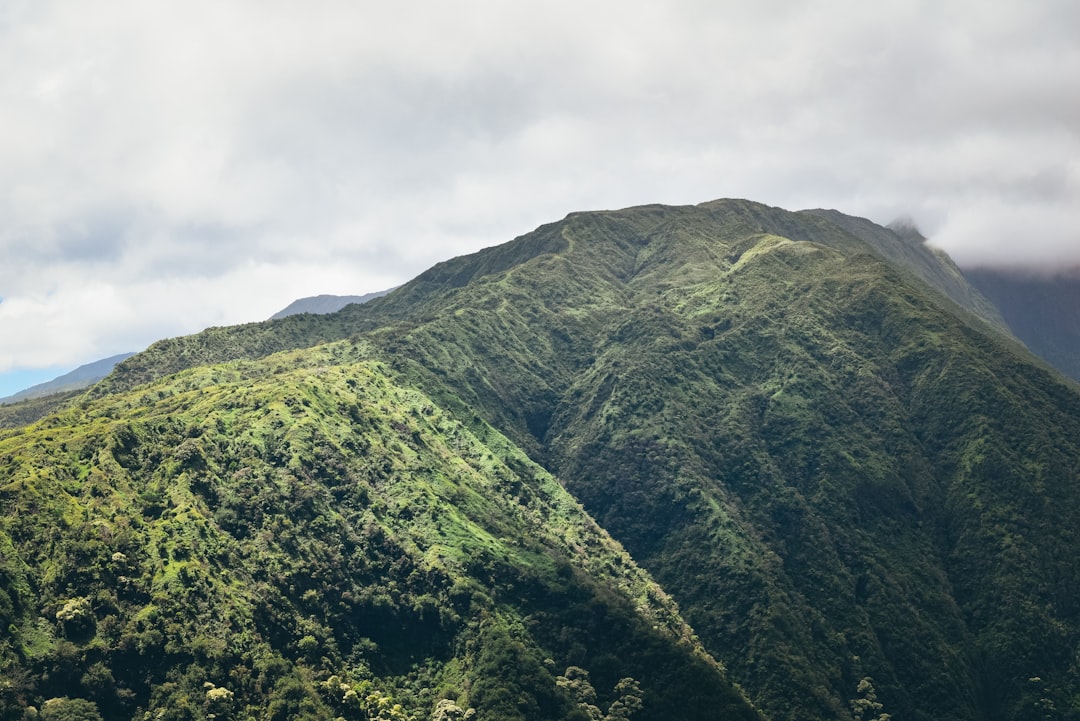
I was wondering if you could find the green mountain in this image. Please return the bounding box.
[4,199,1080,721]
[0,348,753,721]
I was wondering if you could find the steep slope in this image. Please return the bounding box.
[29,199,1080,721]
[535,236,1080,721]
[0,346,756,721]
[964,267,1080,382]
[801,211,1008,333]
[341,202,1080,721]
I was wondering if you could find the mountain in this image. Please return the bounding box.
[0,353,135,405]
[271,291,393,320]
[0,347,754,721]
[4,199,1080,721]
[0,389,84,431]
[963,267,1080,382]
[804,213,1008,332]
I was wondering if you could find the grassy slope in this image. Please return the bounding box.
[11,199,1080,721]
[0,346,756,721]
[342,201,1080,721]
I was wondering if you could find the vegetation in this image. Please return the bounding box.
[0,391,82,431]
[0,352,756,720]
[3,199,1079,720]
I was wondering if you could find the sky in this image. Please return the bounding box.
[1,0,1078,396]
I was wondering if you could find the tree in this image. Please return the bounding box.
[556,668,643,721]
[38,697,104,721]
[430,698,476,721]
[605,678,643,721]
[850,677,890,721]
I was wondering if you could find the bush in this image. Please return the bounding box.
[38,697,104,721]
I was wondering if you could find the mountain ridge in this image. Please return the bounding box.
[800,209,1008,332]
[270,290,394,320]
[92,199,1010,401]
[2,198,1078,721]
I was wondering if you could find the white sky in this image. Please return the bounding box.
[1,0,1078,392]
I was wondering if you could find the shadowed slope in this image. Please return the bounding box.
[354,201,1080,721]
[22,199,1080,721]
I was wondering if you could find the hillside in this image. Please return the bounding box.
[0,390,83,431]
[0,346,755,721]
[4,199,1079,721]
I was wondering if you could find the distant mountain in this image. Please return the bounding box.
[4,199,1080,721]
[270,290,393,319]
[0,352,135,405]
[963,267,1080,382]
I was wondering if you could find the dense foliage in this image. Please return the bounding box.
[3,199,1079,721]
[0,392,81,431]
[0,352,754,721]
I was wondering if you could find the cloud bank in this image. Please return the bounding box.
[1,0,1078,375]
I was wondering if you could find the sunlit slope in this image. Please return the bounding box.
[57,198,1080,720]
[0,348,756,721]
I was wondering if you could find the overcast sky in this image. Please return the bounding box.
[1,0,1078,394]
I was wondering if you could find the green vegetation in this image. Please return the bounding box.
[0,351,754,720]
[3,199,1079,720]
[0,391,82,431]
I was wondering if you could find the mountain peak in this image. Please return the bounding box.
[5,199,1078,721]
[886,216,927,244]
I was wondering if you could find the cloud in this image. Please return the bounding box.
[1,0,1078,375]
[932,197,1080,269]
[0,257,399,370]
